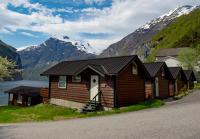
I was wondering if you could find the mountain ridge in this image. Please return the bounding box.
[18,36,96,80]
[99,5,198,60]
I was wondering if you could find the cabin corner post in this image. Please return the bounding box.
[48,76,51,100]
[8,93,10,105]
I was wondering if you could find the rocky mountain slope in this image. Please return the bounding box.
[148,8,200,61]
[18,36,96,80]
[99,5,198,60]
[0,40,22,80]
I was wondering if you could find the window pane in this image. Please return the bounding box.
[72,76,81,82]
[132,62,138,75]
[58,76,66,88]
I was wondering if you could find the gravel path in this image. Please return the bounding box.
[1,90,200,139]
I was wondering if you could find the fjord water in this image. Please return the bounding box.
[0,80,48,106]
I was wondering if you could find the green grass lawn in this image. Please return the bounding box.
[0,99,164,123]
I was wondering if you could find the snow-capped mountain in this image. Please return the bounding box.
[139,5,196,31]
[19,36,96,54]
[100,5,198,59]
[18,36,96,80]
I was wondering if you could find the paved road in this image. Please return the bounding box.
[1,91,200,139]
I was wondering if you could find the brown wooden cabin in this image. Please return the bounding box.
[183,70,196,90]
[168,67,186,96]
[4,86,48,106]
[41,55,151,109]
[144,62,173,99]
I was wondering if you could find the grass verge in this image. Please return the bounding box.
[194,83,200,90]
[174,89,189,100]
[0,99,164,123]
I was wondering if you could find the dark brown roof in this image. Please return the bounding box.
[168,67,182,80]
[144,62,165,77]
[183,70,196,81]
[5,86,42,97]
[41,55,150,77]
[156,47,188,57]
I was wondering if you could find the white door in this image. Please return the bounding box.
[90,75,99,101]
[155,77,159,97]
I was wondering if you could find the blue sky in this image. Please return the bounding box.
[0,0,199,53]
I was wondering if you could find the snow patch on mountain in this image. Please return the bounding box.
[54,36,96,54]
[139,5,196,31]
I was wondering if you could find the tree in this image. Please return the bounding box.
[178,47,200,70]
[0,56,15,78]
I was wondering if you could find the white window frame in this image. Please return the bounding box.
[132,62,138,75]
[58,76,67,89]
[72,75,81,83]
[17,94,22,104]
[9,94,13,101]
[27,97,31,106]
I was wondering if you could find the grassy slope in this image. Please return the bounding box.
[0,100,164,123]
[147,9,200,62]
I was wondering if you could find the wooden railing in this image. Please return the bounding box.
[91,91,102,107]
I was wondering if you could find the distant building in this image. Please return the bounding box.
[156,47,188,67]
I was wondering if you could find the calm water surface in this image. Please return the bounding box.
[0,80,48,106]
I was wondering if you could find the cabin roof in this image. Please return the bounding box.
[5,86,41,97]
[144,62,165,77]
[156,47,188,57]
[41,55,149,77]
[183,70,196,81]
[168,67,182,80]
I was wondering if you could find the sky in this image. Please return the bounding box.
[0,0,199,53]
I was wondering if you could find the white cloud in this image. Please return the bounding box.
[21,32,37,37]
[0,0,199,53]
[83,0,106,5]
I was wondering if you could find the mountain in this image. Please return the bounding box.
[99,5,198,60]
[148,8,200,61]
[18,36,96,80]
[0,39,22,80]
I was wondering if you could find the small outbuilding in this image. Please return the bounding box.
[168,67,186,96]
[144,62,173,99]
[5,86,44,106]
[183,70,196,89]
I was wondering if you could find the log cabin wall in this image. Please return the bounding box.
[116,62,145,107]
[40,88,49,103]
[50,75,90,104]
[49,69,115,108]
[157,69,169,99]
[100,76,114,108]
[145,81,153,99]
[169,81,175,97]
[177,73,184,91]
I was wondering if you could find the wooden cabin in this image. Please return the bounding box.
[41,55,151,109]
[5,86,44,106]
[168,67,186,96]
[144,62,173,99]
[183,70,196,90]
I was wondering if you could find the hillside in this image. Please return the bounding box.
[18,37,96,80]
[148,8,200,61]
[99,5,197,60]
[0,40,22,80]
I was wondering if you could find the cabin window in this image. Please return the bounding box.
[161,69,165,77]
[27,97,31,106]
[132,62,138,75]
[17,94,22,104]
[9,94,13,101]
[58,76,67,89]
[72,75,81,82]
